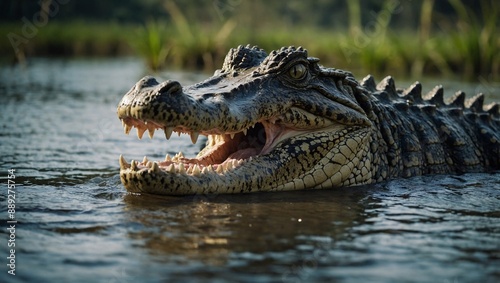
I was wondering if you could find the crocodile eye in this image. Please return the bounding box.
[289,63,307,80]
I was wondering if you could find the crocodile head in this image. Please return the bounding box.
[117,45,374,195]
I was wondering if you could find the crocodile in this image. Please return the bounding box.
[117,45,500,195]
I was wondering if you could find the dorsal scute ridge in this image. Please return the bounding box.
[402,81,423,103]
[361,75,377,92]
[448,91,466,108]
[465,93,485,112]
[424,85,445,106]
[485,103,499,117]
[376,76,399,99]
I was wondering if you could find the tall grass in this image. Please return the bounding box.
[1,0,498,80]
[0,21,133,63]
[130,21,170,70]
[412,0,434,77]
[437,0,500,79]
[129,0,237,71]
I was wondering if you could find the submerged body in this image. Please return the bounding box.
[117,45,499,195]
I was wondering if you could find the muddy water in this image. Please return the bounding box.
[0,58,499,283]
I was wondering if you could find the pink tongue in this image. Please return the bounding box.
[227,148,260,160]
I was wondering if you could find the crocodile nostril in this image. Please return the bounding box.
[135,76,159,91]
[158,80,182,95]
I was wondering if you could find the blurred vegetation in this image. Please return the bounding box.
[1,0,499,80]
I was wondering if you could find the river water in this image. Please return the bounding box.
[0,58,499,283]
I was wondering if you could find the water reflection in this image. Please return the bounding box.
[123,188,370,266]
[121,173,500,282]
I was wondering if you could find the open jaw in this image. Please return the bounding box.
[118,112,324,193]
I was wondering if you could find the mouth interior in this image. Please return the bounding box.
[119,118,290,175]
[226,122,267,159]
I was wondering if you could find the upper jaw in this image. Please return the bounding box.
[117,74,267,133]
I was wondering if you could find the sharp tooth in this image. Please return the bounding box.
[124,124,132,135]
[137,127,146,139]
[248,156,253,162]
[230,133,235,139]
[190,131,199,144]
[178,163,186,174]
[151,162,159,172]
[131,160,138,170]
[186,165,193,174]
[238,159,244,166]
[165,154,171,161]
[164,127,173,140]
[216,165,223,174]
[167,164,175,173]
[192,164,201,176]
[148,127,155,139]
[172,152,184,162]
[232,159,239,168]
[202,166,209,174]
[207,165,214,172]
[225,161,233,171]
[119,155,129,169]
[242,128,248,136]
[146,161,153,168]
[142,156,149,164]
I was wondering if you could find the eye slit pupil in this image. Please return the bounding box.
[290,64,306,79]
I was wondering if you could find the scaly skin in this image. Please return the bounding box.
[117,45,500,195]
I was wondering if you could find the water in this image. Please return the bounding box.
[0,58,499,283]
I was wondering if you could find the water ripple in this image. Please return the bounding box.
[1,58,499,283]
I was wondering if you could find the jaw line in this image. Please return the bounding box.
[119,110,351,177]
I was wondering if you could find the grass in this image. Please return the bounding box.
[0,0,498,81]
[130,21,170,70]
[0,21,134,62]
[437,0,500,79]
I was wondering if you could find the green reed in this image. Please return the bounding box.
[1,0,498,80]
[437,0,500,79]
[130,21,170,71]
